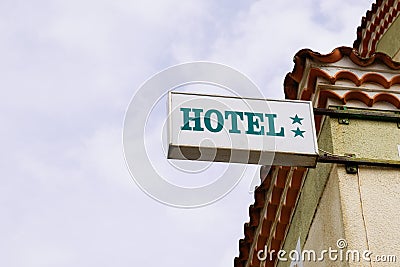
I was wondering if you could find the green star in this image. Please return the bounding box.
[290,114,304,125]
[292,127,306,138]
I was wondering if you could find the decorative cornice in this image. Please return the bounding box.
[300,68,400,101]
[285,46,400,132]
[285,46,400,100]
[318,90,400,110]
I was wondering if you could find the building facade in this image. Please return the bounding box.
[235,1,400,266]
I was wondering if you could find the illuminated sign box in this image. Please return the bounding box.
[167,92,318,167]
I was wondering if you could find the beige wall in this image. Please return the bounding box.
[303,166,400,267]
[357,166,400,265]
[303,165,347,267]
[377,16,400,59]
[394,49,400,62]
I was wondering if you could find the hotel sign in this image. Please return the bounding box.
[167,92,318,167]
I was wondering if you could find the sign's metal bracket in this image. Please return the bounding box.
[313,107,400,124]
[337,106,349,125]
[317,154,400,169]
[345,164,358,174]
[344,154,357,174]
[396,112,400,129]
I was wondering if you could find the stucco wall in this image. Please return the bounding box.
[329,114,400,163]
[303,165,370,267]
[303,165,347,267]
[303,165,400,267]
[377,16,400,58]
[356,166,400,266]
[394,49,400,62]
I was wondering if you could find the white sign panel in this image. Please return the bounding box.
[167,92,318,167]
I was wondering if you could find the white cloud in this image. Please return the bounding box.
[0,0,375,266]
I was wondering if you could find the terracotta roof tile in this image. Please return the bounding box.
[235,167,306,267]
[318,90,400,109]
[285,46,400,99]
[285,47,400,100]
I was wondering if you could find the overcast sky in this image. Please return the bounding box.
[1,0,375,266]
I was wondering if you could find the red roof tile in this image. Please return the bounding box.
[235,167,306,267]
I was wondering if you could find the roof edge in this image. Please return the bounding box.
[284,46,400,100]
